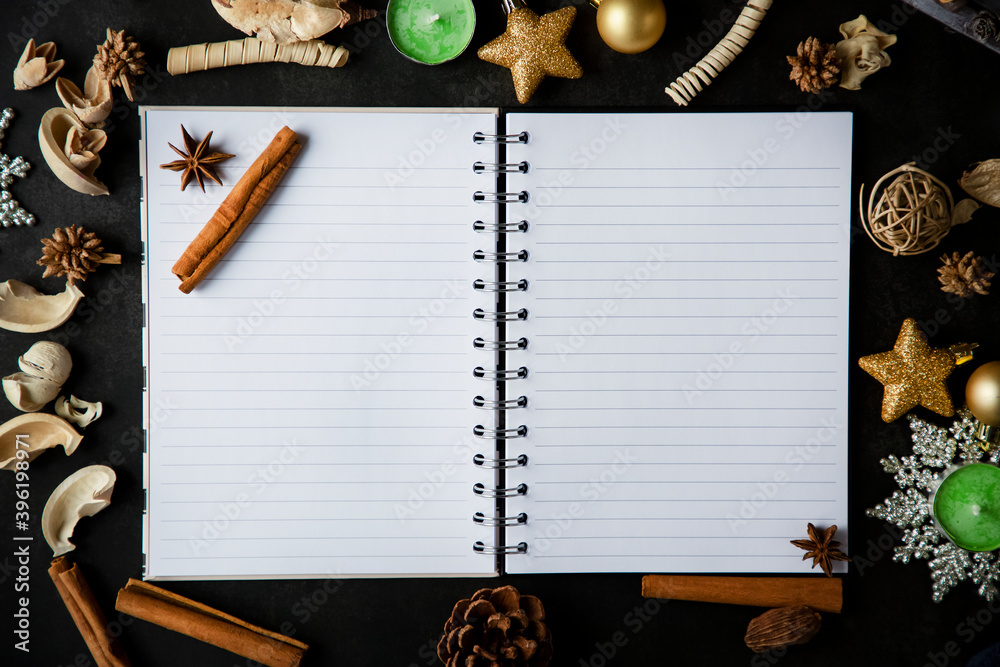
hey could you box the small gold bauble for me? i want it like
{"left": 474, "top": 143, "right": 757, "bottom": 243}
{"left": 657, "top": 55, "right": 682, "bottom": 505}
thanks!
{"left": 967, "top": 361, "right": 1000, "bottom": 427}
{"left": 593, "top": 0, "right": 667, "bottom": 54}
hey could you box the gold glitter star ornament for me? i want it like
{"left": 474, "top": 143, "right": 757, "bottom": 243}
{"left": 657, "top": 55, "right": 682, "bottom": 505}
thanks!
{"left": 478, "top": 4, "right": 583, "bottom": 104}
{"left": 858, "top": 318, "right": 976, "bottom": 422}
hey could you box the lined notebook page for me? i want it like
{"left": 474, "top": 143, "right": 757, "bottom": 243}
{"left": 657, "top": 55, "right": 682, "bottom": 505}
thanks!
{"left": 503, "top": 112, "right": 851, "bottom": 574}
{"left": 141, "top": 108, "right": 498, "bottom": 579}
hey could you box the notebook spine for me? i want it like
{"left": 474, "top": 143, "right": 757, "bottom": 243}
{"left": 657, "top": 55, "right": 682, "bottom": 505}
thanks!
{"left": 472, "top": 127, "right": 529, "bottom": 558}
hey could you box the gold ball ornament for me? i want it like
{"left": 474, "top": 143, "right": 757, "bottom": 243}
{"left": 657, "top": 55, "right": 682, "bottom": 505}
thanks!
{"left": 967, "top": 361, "right": 1000, "bottom": 427}
{"left": 593, "top": 0, "right": 666, "bottom": 54}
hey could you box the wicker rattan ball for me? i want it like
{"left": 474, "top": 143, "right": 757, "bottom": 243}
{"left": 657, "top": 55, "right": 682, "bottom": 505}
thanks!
{"left": 860, "top": 163, "right": 954, "bottom": 256}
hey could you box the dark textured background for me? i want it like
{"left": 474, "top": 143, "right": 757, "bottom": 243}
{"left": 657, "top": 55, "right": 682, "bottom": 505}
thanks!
{"left": 2, "top": 0, "right": 1000, "bottom": 665}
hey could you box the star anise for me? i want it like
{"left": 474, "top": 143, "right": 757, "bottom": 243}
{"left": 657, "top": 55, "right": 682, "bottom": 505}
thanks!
{"left": 791, "top": 523, "right": 851, "bottom": 577}
{"left": 159, "top": 125, "right": 235, "bottom": 192}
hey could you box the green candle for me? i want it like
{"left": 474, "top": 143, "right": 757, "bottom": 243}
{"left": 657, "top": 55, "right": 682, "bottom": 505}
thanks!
{"left": 933, "top": 463, "right": 1000, "bottom": 552}
{"left": 386, "top": 0, "right": 476, "bottom": 65}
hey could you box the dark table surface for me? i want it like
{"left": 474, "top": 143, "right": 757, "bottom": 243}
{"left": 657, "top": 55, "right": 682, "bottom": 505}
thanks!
{"left": 3, "top": 0, "right": 1000, "bottom": 665}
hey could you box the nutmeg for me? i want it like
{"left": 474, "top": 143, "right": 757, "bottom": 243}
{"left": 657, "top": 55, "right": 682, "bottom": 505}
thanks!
{"left": 744, "top": 605, "right": 821, "bottom": 653}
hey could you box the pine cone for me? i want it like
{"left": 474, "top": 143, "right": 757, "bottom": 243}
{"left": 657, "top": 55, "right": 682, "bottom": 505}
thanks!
{"left": 38, "top": 224, "right": 121, "bottom": 286}
{"left": 437, "top": 586, "right": 553, "bottom": 667}
{"left": 938, "top": 251, "right": 994, "bottom": 297}
{"left": 94, "top": 28, "right": 146, "bottom": 102}
{"left": 971, "top": 10, "right": 1000, "bottom": 42}
{"left": 787, "top": 37, "right": 840, "bottom": 94}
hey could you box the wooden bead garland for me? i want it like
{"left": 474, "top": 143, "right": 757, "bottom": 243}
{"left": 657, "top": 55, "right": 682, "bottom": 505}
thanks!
{"left": 665, "top": 0, "right": 773, "bottom": 106}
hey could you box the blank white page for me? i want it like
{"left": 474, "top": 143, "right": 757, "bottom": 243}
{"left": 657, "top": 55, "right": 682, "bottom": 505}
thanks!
{"left": 140, "top": 108, "right": 499, "bottom": 579}
{"left": 503, "top": 112, "right": 851, "bottom": 574}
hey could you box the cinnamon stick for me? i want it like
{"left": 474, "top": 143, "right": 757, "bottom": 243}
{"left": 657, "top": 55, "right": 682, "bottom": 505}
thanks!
{"left": 172, "top": 125, "right": 302, "bottom": 293}
{"left": 641, "top": 575, "right": 843, "bottom": 613}
{"left": 48, "top": 557, "right": 132, "bottom": 667}
{"left": 114, "top": 578, "right": 308, "bottom": 667}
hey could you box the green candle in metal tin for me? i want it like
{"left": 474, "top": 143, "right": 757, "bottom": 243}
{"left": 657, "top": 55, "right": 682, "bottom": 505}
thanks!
{"left": 386, "top": 0, "right": 476, "bottom": 65}
{"left": 933, "top": 463, "right": 1000, "bottom": 552}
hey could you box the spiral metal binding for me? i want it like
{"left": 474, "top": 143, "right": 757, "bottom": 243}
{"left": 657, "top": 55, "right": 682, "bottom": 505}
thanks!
{"left": 474, "top": 512, "right": 528, "bottom": 526}
{"left": 474, "top": 482, "right": 528, "bottom": 497}
{"left": 474, "top": 161, "right": 529, "bottom": 174}
{"left": 474, "top": 367, "right": 528, "bottom": 380}
{"left": 473, "top": 131, "right": 529, "bottom": 144}
{"left": 474, "top": 425, "right": 528, "bottom": 439}
{"left": 472, "top": 127, "right": 530, "bottom": 559}
{"left": 474, "top": 250, "right": 528, "bottom": 263}
{"left": 473, "top": 337, "right": 528, "bottom": 351}
{"left": 474, "top": 191, "right": 529, "bottom": 203}
{"left": 473, "top": 278, "right": 528, "bottom": 292}
{"left": 474, "top": 308, "right": 528, "bottom": 322}
{"left": 474, "top": 542, "right": 528, "bottom": 554}
{"left": 473, "top": 453, "right": 528, "bottom": 467}
{"left": 474, "top": 220, "right": 529, "bottom": 233}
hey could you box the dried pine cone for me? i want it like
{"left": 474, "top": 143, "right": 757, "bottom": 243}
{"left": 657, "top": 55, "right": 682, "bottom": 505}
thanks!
{"left": 437, "top": 586, "right": 552, "bottom": 667}
{"left": 94, "top": 28, "right": 146, "bottom": 102}
{"left": 971, "top": 10, "right": 1000, "bottom": 42}
{"left": 38, "top": 224, "right": 122, "bottom": 286}
{"left": 787, "top": 37, "right": 840, "bottom": 94}
{"left": 938, "top": 251, "right": 994, "bottom": 297}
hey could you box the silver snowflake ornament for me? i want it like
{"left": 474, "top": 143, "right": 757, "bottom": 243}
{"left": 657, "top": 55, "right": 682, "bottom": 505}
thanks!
{"left": 0, "top": 108, "right": 35, "bottom": 228}
{"left": 867, "top": 411, "right": 1000, "bottom": 602}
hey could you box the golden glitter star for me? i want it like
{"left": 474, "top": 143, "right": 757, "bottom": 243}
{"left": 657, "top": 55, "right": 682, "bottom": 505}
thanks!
{"left": 858, "top": 318, "right": 957, "bottom": 422}
{"left": 477, "top": 6, "right": 583, "bottom": 104}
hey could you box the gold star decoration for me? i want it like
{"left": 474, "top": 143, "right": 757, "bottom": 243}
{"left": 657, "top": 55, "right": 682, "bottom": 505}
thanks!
{"left": 159, "top": 125, "right": 234, "bottom": 192}
{"left": 790, "top": 523, "right": 851, "bottom": 577}
{"left": 477, "top": 6, "right": 583, "bottom": 104}
{"left": 858, "top": 318, "right": 960, "bottom": 422}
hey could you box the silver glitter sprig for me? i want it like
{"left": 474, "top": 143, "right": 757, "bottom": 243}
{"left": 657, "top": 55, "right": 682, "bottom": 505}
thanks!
{"left": 866, "top": 411, "right": 1000, "bottom": 602}
{"left": 0, "top": 108, "right": 35, "bottom": 228}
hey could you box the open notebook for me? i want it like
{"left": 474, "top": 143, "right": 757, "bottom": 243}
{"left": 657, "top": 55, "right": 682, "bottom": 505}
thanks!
{"left": 140, "top": 107, "right": 851, "bottom": 580}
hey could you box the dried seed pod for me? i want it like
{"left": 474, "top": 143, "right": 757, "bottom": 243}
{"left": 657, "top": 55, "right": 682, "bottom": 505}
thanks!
{"left": 55, "top": 395, "right": 103, "bottom": 429}
{"left": 3, "top": 341, "right": 73, "bottom": 412}
{"left": 42, "top": 465, "right": 116, "bottom": 556}
{"left": 0, "top": 413, "right": 83, "bottom": 471}
{"left": 0, "top": 279, "right": 85, "bottom": 333}
{"left": 745, "top": 606, "right": 821, "bottom": 653}
{"left": 959, "top": 159, "right": 1000, "bottom": 208}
